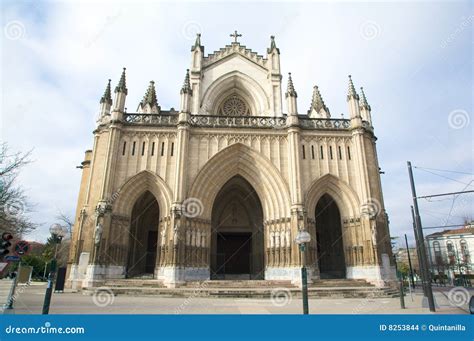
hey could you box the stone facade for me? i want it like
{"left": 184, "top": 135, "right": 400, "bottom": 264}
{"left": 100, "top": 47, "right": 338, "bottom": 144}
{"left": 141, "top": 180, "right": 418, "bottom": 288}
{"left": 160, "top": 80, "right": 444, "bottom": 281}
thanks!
{"left": 66, "top": 34, "right": 396, "bottom": 289}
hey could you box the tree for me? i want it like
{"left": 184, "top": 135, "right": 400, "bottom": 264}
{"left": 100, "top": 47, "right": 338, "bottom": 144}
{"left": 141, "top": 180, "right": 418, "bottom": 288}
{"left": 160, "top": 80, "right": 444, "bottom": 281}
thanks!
{"left": 0, "top": 143, "right": 36, "bottom": 236}
{"left": 55, "top": 210, "right": 74, "bottom": 237}
{"left": 20, "top": 254, "right": 49, "bottom": 280}
{"left": 397, "top": 262, "right": 410, "bottom": 279}
{"left": 42, "top": 234, "right": 70, "bottom": 268}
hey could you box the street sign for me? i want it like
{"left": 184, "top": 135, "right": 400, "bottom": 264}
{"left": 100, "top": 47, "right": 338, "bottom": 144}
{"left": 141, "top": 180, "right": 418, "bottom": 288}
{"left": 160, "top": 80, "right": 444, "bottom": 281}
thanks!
{"left": 4, "top": 255, "right": 20, "bottom": 261}
{"left": 14, "top": 240, "right": 30, "bottom": 256}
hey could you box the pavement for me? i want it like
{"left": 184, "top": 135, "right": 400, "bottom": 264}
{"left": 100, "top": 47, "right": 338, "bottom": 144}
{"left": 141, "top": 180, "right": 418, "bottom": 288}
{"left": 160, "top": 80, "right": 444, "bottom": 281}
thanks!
{"left": 0, "top": 279, "right": 13, "bottom": 306}
{"left": 1, "top": 280, "right": 470, "bottom": 314}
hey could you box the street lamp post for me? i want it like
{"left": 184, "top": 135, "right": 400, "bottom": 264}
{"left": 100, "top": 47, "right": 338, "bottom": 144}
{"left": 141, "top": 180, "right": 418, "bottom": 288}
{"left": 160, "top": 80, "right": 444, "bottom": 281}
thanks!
{"left": 42, "top": 223, "right": 67, "bottom": 315}
{"left": 295, "top": 230, "right": 311, "bottom": 315}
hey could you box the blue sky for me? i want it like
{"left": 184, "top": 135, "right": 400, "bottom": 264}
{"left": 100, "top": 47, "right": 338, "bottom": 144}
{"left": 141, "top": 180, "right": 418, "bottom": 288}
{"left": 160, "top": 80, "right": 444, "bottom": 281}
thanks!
{"left": 1, "top": 0, "right": 472, "bottom": 247}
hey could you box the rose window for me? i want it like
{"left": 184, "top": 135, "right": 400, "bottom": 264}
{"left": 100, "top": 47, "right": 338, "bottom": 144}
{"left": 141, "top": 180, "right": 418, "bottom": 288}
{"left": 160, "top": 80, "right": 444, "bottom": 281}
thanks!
{"left": 220, "top": 95, "right": 250, "bottom": 116}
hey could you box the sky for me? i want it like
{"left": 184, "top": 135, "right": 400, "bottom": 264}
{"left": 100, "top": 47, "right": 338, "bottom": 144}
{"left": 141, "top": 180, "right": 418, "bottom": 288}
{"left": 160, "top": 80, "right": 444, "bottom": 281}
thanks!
{"left": 1, "top": 0, "right": 472, "bottom": 248}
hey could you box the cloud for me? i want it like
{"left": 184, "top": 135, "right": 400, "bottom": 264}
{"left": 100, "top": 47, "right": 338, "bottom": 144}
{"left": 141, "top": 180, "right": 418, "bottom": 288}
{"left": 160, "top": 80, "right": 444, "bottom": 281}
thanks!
{"left": 1, "top": 1, "right": 472, "bottom": 245}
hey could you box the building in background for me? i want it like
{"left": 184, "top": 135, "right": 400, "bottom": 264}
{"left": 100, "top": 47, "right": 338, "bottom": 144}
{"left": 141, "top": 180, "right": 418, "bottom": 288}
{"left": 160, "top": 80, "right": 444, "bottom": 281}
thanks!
{"left": 426, "top": 223, "right": 473, "bottom": 285}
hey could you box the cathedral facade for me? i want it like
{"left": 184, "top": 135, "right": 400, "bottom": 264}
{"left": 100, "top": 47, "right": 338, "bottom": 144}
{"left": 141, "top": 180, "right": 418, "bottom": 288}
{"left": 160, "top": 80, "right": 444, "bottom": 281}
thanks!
{"left": 66, "top": 33, "right": 396, "bottom": 289}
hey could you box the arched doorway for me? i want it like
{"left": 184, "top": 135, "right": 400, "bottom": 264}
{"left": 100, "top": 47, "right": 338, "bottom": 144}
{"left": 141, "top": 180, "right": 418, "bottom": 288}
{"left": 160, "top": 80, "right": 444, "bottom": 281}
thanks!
{"left": 315, "top": 194, "right": 346, "bottom": 278}
{"left": 126, "top": 191, "right": 159, "bottom": 277}
{"left": 210, "top": 176, "right": 264, "bottom": 280}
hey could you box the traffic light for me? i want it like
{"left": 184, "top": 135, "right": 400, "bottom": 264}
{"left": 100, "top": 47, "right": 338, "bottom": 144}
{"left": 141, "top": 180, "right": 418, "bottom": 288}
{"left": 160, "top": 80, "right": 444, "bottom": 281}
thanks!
{"left": 0, "top": 232, "right": 13, "bottom": 257}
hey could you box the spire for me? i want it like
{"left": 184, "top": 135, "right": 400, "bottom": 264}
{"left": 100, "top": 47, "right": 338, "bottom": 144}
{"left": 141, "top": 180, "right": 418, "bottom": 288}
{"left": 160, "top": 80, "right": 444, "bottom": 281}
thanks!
{"left": 180, "top": 69, "right": 192, "bottom": 95}
{"left": 100, "top": 79, "right": 112, "bottom": 105}
{"left": 347, "top": 75, "right": 359, "bottom": 101}
{"left": 359, "top": 87, "right": 371, "bottom": 111}
{"left": 141, "top": 81, "right": 159, "bottom": 108}
{"left": 115, "top": 68, "right": 128, "bottom": 95}
{"left": 191, "top": 33, "right": 204, "bottom": 52}
{"left": 267, "top": 35, "right": 280, "bottom": 54}
{"left": 309, "top": 85, "right": 329, "bottom": 115}
{"left": 285, "top": 73, "right": 297, "bottom": 98}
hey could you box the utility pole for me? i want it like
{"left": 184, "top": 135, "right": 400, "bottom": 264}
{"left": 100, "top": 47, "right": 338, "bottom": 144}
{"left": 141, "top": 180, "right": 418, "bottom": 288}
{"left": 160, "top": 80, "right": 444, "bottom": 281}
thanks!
{"left": 411, "top": 206, "right": 426, "bottom": 295}
{"left": 404, "top": 234, "right": 415, "bottom": 289}
{"left": 407, "top": 161, "right": 435, "bottom": 312}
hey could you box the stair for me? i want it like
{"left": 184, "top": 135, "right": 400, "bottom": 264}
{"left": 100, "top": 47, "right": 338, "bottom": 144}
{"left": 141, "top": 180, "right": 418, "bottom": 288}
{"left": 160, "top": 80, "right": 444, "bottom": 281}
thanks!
{"left": 183, "top": 280, "right": 294, "bottom": 288}
{"left": 103, "top": 279, "right": 166, "bottom": 288}
{"left": 85, "top": 278, "right": 399, "bottom": 299}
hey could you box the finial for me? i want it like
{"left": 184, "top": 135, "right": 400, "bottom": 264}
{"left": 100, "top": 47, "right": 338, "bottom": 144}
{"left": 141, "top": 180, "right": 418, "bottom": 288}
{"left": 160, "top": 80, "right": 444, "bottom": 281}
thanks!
{"left": 141, "top": 80, "right": 159, "bottom": 108}
{"left": 347, "top": 74, "right": 359, "bottom": 101}
{"left": 309, "top": 85, "right": 329, "bottom": 114}
{"left": 100, "top": 79, "right": 112, "bottom": 105}
{"left": 191, "top": 33, "right": 203, "bottom": 52}
{"left": 194, "top": 33, "right": 201, "bottom": 47}
{"left": 286, "top": 72, "right": 297, "bottom": 98}
{"left": 181, "top": 69, "right": 192, "bottom": 95}
{"left": 359, "top": 87, "right": 371, "bottom": 111}
{"left": 115, "top": 67, "right": 128, "bottom": 95}
{"left": 267, "top": 35, "right": 280, "bottom": 54}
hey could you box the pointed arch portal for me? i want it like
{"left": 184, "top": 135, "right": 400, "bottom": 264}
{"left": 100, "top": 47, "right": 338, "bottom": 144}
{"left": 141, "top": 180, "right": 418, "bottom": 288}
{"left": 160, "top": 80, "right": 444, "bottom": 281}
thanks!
{"left": 315, "top": 194, "right": 346, "bottom": 279}
{"left": 210, "top": 176, "right": 264, "bottom": 280}
{"left": 126, "top": 191, "right": 160, "bottom": 277}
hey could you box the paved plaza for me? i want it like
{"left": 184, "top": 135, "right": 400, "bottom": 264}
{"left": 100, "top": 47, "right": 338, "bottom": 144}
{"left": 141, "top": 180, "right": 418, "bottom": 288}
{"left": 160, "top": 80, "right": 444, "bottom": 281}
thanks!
{"left": 1, "top": 280, "right": 469, "bottom": 315}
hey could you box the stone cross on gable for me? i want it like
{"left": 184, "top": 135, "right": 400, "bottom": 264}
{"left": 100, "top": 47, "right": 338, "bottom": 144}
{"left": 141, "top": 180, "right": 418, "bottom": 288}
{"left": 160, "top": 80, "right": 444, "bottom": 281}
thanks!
{"left": 230, "top": 30, "right": 242, "bottom": 43}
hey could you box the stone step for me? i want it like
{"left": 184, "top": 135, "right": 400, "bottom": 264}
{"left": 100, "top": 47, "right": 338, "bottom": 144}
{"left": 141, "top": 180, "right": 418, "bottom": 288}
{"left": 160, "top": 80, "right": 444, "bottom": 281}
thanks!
{"left": 103, "top": 278, "right": 374, "bottom": 289}
{"left": 310, "top": 279, "right": 374, "bottom": 288}
{"left": 183, "top": 280, "right": 295, "bottom": 288}
{"left": 84, "top": 285, "right": 398, "bottom": 299}
{"left": 103, "top": 279, "right": 166, "bottom": 288}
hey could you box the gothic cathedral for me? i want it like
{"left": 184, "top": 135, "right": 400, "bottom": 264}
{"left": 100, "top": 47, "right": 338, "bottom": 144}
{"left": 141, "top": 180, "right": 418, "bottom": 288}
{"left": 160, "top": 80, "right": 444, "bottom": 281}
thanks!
{"left": 66, "top": 33, "right": 396, "bottom": 289}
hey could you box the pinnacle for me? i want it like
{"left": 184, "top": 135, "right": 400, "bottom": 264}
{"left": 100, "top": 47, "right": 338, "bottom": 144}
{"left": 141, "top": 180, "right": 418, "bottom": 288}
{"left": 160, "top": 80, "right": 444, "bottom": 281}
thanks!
{"left": 347, "top": 75, "right": 359, "bottom": 101}
{"left": 115, "top": 67, "right": 128, "bottom": 95}
{"left": 141, "top": 81, "right": 158, "bottom": 108}
{"left": 359, "top": 87, "right": 371, "bottom": 111}
{"left": 100, "top": 79, "right": 112, "bottom": 105}
{"left": 286, "top": 72, "right": 297, "bottom": 98}
{"left": 180, "top": 69, "right": 192, "bottom": 95}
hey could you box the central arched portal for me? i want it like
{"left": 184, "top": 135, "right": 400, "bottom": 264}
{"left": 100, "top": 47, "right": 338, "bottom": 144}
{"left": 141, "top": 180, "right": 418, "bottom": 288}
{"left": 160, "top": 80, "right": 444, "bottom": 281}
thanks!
{"left": 315, "top": 194, "right": 346, "bottom": 279}
{"left": 210, "top": 176, "right": 264, "bottom": 280}
{"left": 126, "top": 191, "right": 160, "bottom": 277}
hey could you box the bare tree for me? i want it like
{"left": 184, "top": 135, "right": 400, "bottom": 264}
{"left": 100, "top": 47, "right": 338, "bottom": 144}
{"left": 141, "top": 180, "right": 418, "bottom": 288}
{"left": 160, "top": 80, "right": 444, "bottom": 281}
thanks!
{"left": 0, "top": 143, "right": 37, "bottom": 236}
{"left": 55, "top": 210, "right": 74, "bottom": 237}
